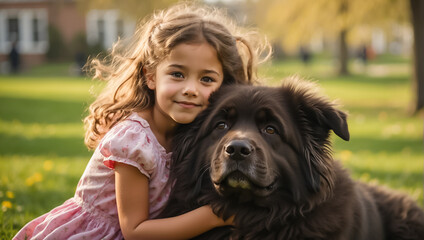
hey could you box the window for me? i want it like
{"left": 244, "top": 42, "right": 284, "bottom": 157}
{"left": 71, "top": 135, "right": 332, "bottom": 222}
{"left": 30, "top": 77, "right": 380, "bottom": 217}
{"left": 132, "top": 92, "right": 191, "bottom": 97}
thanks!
{"left": 7, "top": 17, "right": 19, "bottom": 42}
{"left": 32, "top": 18, "right": 39, "bottom": 42}
{"left": 97, "top": 19, "right": 105, "bottom": 44}
{"left": 0, "top": 9, "right": 48, "bottom": 54}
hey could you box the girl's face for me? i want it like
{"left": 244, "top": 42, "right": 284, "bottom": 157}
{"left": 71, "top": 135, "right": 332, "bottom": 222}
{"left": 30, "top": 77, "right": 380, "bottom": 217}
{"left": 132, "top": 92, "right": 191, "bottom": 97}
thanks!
{"left": 147, "top": 42, "right": 224, "bottom": 125}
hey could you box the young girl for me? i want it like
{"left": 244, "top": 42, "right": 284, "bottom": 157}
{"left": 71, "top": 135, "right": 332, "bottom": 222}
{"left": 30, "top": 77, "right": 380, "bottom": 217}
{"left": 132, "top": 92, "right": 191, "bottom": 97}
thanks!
{"left": 14, "top": 3, "right": 270, "bottom": 240}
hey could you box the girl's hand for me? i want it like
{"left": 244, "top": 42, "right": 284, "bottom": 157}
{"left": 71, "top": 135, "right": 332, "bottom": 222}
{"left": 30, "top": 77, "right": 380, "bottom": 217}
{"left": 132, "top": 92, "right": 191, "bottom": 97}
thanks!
{"left": 223, "top": 215, "right": 235, "bottom": 226}
{"left": 207, "top": 205, "right": 234, "bottom": 227}
{"left": 115, "top": 169, "right": 235, "bottom": 240}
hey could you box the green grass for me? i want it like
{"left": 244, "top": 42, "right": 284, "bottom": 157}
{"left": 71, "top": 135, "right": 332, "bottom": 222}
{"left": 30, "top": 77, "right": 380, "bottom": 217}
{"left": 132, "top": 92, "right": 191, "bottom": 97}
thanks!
{"left": 1, "top": 57, "right": 423, "bottom": 238}
{"left": 0, "top": 72, "right": 96, "bottom": 238}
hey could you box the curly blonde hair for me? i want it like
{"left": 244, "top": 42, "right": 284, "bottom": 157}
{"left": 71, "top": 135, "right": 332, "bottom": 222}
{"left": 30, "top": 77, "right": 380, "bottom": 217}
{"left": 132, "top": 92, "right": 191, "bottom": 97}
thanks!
{"left": 84, "top": 3, "right": 272, "bottom": 149}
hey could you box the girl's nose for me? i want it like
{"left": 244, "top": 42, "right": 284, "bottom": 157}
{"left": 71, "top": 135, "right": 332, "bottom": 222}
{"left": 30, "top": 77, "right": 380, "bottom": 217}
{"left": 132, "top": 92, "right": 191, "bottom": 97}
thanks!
{"left": 182, "top": 81, "right": 198, "bottom": 97}
{"left": 183, "top": 88, "right": 198, "bottom": 97}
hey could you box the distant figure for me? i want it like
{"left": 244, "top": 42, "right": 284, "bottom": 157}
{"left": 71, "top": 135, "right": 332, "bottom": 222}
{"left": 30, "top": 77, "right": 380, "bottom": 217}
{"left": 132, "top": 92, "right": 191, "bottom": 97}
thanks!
{"left": 366, "top": 46, "right": 376, "bottom": 61}
{"left": 75, "top": 51, "right": 86, "bottom": 75}
{"left": 299, "top": 46, "right": 311, "bottom": 65}
{"left": 9, "top": 41, "right": 20, "bottom": 73}
{"left": 358, "top": 45, "right": 368, "bottom": 65}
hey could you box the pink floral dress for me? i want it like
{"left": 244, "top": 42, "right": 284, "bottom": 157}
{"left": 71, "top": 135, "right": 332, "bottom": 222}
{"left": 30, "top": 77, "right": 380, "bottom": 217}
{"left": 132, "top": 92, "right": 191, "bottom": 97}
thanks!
{"left": 14, "top": 113, "right": 172, "bottom": 240}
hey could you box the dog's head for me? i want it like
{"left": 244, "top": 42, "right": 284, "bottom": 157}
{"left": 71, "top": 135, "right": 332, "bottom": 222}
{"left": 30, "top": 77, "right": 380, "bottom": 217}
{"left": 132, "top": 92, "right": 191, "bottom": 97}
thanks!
{"left": 170, "top": 77, "right": 349, "bottom": 209}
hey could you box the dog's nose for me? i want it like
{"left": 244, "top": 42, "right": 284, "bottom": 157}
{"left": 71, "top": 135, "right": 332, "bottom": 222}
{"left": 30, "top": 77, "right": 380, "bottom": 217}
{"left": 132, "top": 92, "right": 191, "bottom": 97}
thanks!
{"left": 225, "top": 140, "right": 252, "bottom": 160}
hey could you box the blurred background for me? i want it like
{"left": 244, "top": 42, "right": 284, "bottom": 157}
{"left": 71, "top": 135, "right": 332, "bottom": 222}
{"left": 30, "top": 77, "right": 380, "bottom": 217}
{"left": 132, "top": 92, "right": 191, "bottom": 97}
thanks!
{"left": 0, "top": 0, "right": 423, "bottom": 238}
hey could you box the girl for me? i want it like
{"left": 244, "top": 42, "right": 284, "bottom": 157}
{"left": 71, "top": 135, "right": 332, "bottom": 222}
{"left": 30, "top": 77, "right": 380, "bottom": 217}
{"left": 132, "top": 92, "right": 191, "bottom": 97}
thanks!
{"left": 14, "top": 3, "right": 271, "bottom": 240}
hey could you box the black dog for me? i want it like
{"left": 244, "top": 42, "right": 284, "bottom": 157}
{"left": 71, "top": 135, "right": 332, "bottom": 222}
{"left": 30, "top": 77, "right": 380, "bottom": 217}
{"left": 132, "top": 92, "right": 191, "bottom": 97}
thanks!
{"left": 159, "top": 77, "right": 424, "bottom": 239}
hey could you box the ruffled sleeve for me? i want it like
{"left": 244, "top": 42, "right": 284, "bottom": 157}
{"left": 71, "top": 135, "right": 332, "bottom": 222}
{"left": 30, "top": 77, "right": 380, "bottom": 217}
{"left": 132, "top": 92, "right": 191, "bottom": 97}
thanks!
{"left": 99, "top": 120, "right": 156, "bottom": 178}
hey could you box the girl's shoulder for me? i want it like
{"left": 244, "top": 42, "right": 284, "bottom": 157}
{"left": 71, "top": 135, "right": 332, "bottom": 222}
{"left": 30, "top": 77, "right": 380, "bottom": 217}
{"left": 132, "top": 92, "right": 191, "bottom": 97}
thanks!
{"left": 105, "top": 113, "right": 151, "bottom": 139}
{"left": 118, "top": 112, "right": 150, "bottom": 130}
{"left": 99, "top": 112, "right": 156, "bottom": 153}
{"left": 99, "top": 113, "right": 162, "bottom": 177}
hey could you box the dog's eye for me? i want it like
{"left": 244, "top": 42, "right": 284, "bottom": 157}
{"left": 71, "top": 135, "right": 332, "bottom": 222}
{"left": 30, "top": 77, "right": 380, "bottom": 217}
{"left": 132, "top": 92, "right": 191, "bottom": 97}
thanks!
{"left": 216, "top": 122, "right": 228, "bottom": 130}
{"left": 264, "top": 126, "right": 276, "bottom": 135}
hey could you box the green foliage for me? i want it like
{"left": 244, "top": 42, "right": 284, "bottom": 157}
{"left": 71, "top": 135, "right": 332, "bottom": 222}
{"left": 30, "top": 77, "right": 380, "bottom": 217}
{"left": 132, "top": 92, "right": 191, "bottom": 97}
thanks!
{"left": 46, "top": 25, "right": 69, "bottom": 60}
{"left": 70, "top": 32, "right": 105, "bottom": 60}
{"left": 0, "top": 56, "right": 422, "bottom": 238}
{"left": 47, "top": 29, "right": 105, "bottom": 63}
{"left": 254, "top": 0, "right": 410, "bottom": 51}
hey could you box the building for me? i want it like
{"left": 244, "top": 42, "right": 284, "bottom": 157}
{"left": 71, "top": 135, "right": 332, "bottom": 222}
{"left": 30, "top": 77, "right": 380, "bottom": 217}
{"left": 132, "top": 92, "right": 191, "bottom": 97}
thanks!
{"left": 0, "top": 0, "right": 135, "bottom": 72}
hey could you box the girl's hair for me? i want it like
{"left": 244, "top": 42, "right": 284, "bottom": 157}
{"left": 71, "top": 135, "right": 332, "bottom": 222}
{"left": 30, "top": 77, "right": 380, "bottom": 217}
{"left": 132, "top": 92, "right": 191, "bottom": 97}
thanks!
{"left": 84, "top": 2, "right": 272, "bottom": 149}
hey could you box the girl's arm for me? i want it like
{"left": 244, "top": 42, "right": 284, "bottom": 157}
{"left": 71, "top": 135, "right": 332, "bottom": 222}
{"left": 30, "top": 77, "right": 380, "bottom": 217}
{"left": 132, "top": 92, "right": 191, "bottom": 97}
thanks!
{"left": 114, "top": 162, "right": 232, "bottom": 240}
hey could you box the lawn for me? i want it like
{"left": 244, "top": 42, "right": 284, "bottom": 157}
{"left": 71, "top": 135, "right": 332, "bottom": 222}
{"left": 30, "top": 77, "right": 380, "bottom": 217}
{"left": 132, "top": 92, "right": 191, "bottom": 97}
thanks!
{"left": 1, "top": 55, "right": 423, "bottom": 238}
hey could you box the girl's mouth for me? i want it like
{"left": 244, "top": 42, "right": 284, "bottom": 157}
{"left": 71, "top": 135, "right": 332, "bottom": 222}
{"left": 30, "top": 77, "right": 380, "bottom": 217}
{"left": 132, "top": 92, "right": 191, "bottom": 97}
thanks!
{"left": 176, "top": 101, "right": 201, "bottom": 108}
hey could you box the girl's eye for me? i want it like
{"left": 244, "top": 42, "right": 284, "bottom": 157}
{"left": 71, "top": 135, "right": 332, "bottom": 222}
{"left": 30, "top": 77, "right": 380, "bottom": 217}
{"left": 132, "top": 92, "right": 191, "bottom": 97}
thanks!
{"left": 171, "top": 72, "right": 184, "bottom": 78}
{"left": 216, "top": 122, "right": 228, "bottom": 130}
{"left": 201, "top": 76, "right": 214, "bottom": 83}
{"left": 263, "top": 126, "right": 277, "bottom": 135}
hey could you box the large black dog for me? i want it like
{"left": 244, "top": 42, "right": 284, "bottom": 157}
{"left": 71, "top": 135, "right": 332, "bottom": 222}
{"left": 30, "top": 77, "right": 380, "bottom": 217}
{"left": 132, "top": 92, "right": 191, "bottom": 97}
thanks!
{"left": 159, "top": 77, "right": 424, "bottom": 239}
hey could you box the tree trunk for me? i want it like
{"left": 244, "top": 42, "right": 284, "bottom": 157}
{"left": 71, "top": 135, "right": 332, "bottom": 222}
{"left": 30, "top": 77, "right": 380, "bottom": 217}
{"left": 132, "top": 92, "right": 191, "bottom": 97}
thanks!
{"left": 338, "top": 29, "right": 349, "bottom": 76}
{"left": 338, "top": 0, "right": 349, "bottom": 76}
{"left": 410, "top": 0, "right": 424, "bottom": 113}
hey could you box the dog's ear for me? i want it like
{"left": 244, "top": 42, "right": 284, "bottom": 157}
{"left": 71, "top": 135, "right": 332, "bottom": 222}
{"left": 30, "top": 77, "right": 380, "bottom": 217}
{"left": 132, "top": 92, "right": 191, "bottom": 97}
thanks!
{"left": 302, "top": 99, "right": 350, "bottom": 142}
{"left": 282, "top": 77, "right": 350, "bottom": 142}
{"left": 320, "top": 107, "right": 349, "bottom": 141}
{"left": 281, "top": 77, "right": 349, "bottom": 194}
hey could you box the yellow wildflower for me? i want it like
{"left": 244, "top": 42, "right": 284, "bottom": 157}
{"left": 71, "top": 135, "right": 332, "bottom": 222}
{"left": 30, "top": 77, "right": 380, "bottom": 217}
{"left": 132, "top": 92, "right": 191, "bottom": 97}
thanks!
{"left": 43, "top": 160, "right": 53, "bottom": 171}
{"left": 2, "top": 201, "right": 12, "bottom": 212}
{"left": 25, "top": 177, "right": 34, "bottom": 186}
{"left": 6, "top": 191, "right": 14, "bottom": 199}
{"left": 33, "top": 172, "right": 43, "bottom": 182}
{"left": 25, "top": 172, "right": 43, "bottom": 186}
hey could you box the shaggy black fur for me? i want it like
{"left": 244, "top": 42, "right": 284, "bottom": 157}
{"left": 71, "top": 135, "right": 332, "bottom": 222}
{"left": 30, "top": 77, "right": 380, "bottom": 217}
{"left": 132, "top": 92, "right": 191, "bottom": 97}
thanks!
{"left": 158, "top": 77, "right": 424, "bottom": 239}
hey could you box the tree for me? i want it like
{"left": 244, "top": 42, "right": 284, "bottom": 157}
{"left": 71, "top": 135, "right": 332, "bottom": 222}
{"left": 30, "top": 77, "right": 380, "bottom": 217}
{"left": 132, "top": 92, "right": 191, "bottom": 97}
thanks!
{"left": 410, "top": 0, "right": 424, "bottom": 113}
{"left": 253, "top": 0, "right": 409, "bottom": 76}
